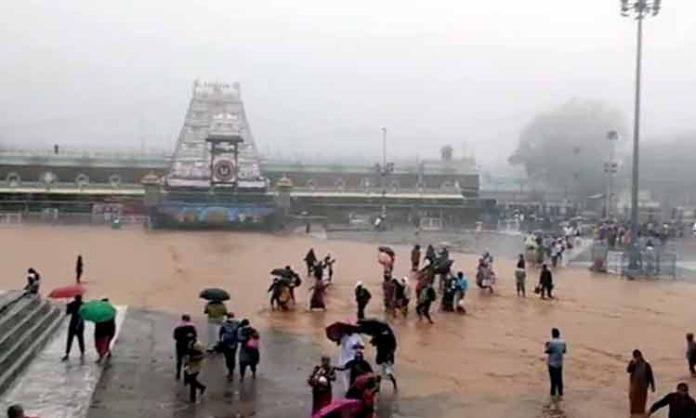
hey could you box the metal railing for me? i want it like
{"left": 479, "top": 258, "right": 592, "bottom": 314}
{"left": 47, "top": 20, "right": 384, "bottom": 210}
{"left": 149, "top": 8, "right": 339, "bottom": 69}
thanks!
{"left": 591, "top": 239, "right": 677, "bottom": 278}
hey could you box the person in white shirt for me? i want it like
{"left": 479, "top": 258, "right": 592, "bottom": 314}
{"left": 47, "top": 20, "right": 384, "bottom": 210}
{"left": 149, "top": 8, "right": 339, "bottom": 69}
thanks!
{"left": 338, "top": 331, "right": 364, "bottom": 392}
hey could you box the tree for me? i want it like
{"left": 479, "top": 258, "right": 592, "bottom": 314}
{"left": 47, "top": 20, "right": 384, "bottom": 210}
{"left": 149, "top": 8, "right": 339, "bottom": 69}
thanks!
{"left": 509, "top": 99, "right": 625, "bottom": 196}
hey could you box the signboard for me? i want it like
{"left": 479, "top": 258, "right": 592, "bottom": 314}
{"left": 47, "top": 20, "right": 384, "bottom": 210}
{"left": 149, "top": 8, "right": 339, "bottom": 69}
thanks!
{"left": 153, "top": 203, "right": 276, "bottom": 227}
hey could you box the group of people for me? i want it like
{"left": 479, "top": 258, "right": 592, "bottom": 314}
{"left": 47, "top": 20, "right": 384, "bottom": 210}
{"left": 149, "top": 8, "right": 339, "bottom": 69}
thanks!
{"left": 60, "top": 294, "right": 116, "bottom": 364}
{"left": 543, "top": 326, "right": 696, "bottom": 417}
{"left": 265, "top": 249, "right": 337, "bottom": 312}
{"left": 623, "top": 336, "right": 696, "bottom": 417}
{"left": 525, "top": 232, "right": 569, "bottom": 268}
{"left": 174, "top": 300, "right": 261, "bottom": 403}
{"left": 513, "top": 252, "right": 555, "bottom": 300}
{"left": 309, "top": 323, "right": 397, "bottom": 417}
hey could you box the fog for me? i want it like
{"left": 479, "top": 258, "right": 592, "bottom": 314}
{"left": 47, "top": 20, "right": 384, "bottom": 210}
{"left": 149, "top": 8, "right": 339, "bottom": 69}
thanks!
{"left": 1, "top": 0, "right": 695, "bottom": 168}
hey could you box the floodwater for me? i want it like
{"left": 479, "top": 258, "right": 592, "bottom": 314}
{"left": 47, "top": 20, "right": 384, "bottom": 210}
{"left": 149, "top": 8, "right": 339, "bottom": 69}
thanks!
{"left": 1, "top": 225, "right": 695, "bottom": 417}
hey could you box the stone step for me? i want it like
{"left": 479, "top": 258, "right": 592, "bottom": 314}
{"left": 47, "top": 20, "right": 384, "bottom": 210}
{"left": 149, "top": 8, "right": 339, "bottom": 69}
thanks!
{"left": 0, "top": 307, "right": 127, "bottom": 418}
{"left": 0, "top": 297, "right": 51, "bottom": 357}
{"left": 0, "top": 301, "right": 62, "bottom": 395}
{"left": 0, "top": 295, "right": 42, "bottom": 339}
{"left": 0, "top": 291, "right": 24, "bottom": 316}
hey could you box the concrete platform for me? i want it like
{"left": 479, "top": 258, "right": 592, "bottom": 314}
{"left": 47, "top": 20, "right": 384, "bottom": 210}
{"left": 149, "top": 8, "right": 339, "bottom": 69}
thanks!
{"left": 1, "top": 306, "right": 442, "bottom": 417}
{"left": 87, "top": 309, "right": 317, "bottom": 418}
{"left": 86, "top": 310, "right": 433, "bottom": 418}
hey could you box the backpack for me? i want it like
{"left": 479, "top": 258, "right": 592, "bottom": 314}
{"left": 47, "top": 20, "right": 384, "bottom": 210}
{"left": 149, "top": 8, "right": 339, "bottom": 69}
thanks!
{"left": 220, "top": 322, "right": 239, "bottom": 346}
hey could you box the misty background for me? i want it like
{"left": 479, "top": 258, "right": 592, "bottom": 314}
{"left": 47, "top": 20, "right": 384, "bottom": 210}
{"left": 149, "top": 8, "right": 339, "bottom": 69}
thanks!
{"left": 1, "top": 0, "right": 695, "bottom": 173}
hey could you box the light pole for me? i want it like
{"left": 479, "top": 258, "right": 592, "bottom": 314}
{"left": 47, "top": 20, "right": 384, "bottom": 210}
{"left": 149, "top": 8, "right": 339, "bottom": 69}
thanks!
{"left": 375, "top": 126, "right": 394, "bottom": 219}
{"left": 620, "top": 0, "right": 661, "bottom": 272}
{"left": 604, "top": 130, "right": 619, "bottom": 219}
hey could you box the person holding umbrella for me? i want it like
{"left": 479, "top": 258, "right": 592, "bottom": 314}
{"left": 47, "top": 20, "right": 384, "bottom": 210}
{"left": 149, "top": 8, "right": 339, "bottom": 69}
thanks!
{"left": 77, "top": 298, "right": 116, "bottom": 363}
{"left": 377, "top": 247, "right": 395, "bottom": 275}
{"left": 338, "top": 330, "right": 363, "bottom": 392}
{"left": 48, "top": 284, "right": 87, "bottom": 361}
{"left": 61, "top": 294, "right": 85, "bottom": 361}
{"left": 326, "top": 321, "right": 364, "bottom": 392}
{"left": 93, "top": 298, "right": 116, "bottom": 363}
{"left": 200, "top": 288, "right": 229, "bottom": 351}
{"left": 359, "top": 319, "right": 398, "bottom": 392}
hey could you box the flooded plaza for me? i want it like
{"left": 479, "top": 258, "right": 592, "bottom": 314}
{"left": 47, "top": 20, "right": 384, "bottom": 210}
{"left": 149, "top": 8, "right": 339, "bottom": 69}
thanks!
{"left": 0, "top": 225, "right": 694, "bottom": 417}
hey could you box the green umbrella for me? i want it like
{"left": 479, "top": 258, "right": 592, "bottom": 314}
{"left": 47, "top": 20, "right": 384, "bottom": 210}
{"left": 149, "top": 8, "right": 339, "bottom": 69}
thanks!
{"left": 79, "top": 300, "right": 116, "bottom": 323}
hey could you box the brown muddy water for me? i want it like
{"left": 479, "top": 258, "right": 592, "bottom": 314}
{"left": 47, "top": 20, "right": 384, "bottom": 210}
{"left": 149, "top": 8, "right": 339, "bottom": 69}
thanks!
{"left": 1, "top": 225, "right": 694, "bottom": 417}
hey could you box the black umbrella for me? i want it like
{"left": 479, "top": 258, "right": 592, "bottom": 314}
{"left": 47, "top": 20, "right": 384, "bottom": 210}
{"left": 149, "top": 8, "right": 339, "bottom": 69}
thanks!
{"left": 357, "top": 318, "right": 392, "bottom": 337}
{"left": 199, "top": 288, "right": 230, "bottom": 301}
{"left": 271, "top": 268, "right": 294, "bottom": 278}
{"left": 359, "top": 319, "right": 397, "bottom": 352}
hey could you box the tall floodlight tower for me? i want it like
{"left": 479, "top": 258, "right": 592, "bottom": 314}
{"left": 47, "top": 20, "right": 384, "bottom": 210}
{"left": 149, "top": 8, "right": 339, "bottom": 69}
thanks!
{"left": 620, "top": 0, "right": 661, "bottom": 273}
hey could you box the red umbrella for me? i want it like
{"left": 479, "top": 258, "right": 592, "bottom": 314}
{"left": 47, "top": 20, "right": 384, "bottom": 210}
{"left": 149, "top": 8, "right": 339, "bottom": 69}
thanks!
{"left": 325, "top": 321, "right": 359, "bottom": 343}
{"left": 311, "top": 398, "right": 362, "bottom": 418}
{"left": 48, "top": 284, "right": 85, "bottom": 299}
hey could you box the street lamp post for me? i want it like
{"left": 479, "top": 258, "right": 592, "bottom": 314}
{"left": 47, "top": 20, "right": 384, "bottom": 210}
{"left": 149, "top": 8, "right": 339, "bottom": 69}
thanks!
{"left": 604, "top": 130, "right": 620, "bottom": 219}
{"left": 376, "top": 126, "right": 394, "bottom": 220}
{"left": 620, "top": 0, "right": 661, "bottom": 273}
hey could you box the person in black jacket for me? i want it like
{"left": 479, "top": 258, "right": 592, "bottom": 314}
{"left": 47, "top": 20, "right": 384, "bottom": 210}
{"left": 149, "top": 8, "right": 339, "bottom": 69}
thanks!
{"left": 173, "top": 314, "right": 197, "bottom": 380}
{"left": 355, "top": 282, "right": 371, "bottom": 320}
{"left": 336, "top": 350, "right": 373, "bottom": 388}
{"left": 61, "top": 295, "right": 84, "bottom": 361}
{"left": 648, "top": 382, "right": 696, "bottom": 417}
{"left": 539, "top": 264, "right": 554, "bottom": 299}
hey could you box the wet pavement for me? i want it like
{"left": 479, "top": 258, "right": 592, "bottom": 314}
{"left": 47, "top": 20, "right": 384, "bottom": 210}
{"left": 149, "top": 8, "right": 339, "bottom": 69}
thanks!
{"left": 87, "top": 309, "right": 443, "bottom": 418}
{"left": 0, "top": 307, "right": 127, "bottom": 418}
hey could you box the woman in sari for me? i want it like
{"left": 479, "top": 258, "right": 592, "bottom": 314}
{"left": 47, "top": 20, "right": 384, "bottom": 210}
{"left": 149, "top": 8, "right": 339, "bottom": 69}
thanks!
{"left": 627, "top": 349, "right": 656, "bottom": 415}
{"left": 309, "top": 278, "right": 330, "bottom": 311}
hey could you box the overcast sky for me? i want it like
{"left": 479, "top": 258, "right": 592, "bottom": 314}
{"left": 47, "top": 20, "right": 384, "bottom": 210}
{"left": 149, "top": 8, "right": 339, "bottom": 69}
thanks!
{"left": 1, "top": 0, "right": 694, "bottom": 167}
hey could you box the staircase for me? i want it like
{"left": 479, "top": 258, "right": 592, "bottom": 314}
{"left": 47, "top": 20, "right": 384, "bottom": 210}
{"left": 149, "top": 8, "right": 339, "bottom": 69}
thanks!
{"left": 0, "top": 292, "right": 63, "bottom": 395}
